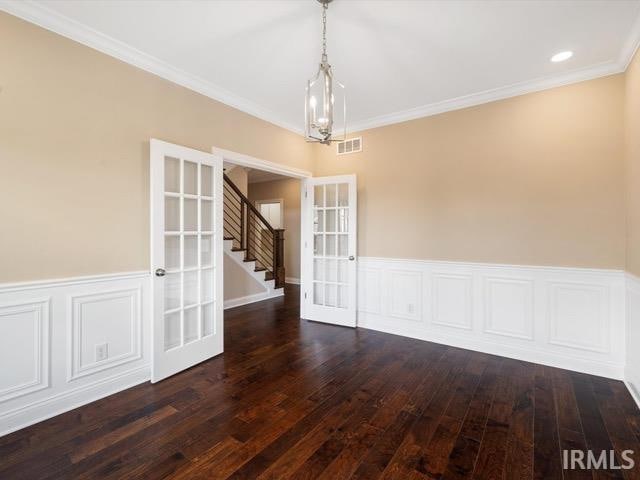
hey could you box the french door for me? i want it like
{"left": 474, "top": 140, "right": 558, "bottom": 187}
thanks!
{"left": 302, "top": 175, "right": 357, "bottom": 327}
{"left": 150, "top": 139, "right": 223, "bottom": 382}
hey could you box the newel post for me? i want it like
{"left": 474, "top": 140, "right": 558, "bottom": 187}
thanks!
{"left": 273, "top": 229, "right": 285, "bottom": 289}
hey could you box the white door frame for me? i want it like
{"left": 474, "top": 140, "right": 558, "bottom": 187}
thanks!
{"left": 212, "top": 147, "right": 312, "bottom": 180}
{"left": 254, "top": 198, "right": 284, "bottom": 229}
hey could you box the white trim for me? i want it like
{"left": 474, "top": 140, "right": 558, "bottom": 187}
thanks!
{"left": 624, "top": 380, "right": 640, "bottom": 410}
{"left": 0, "top": 271, "right": 150, "bottom": 293}
{"left": 0, "top": 366, "right": 149, "bottom": 437}
{"left": 4, "top": 1, "right": 638, "bottom": 136}
{"left": 0, "top": 1, "right": 302, "bottom": 135}
{"left": 224, "top": 291, "right": 283, "bottom": 310}
{"left": 285, "top": 277, "right": 300, "bottom": 285}
{"left": 361, "top": 256, "right": 625, "bottom": 278}
{"left": 213, "top": 147, "right": 311, "bottom": 179}
{"left": 620, "top": 10, "right": 640, "bottom": 70}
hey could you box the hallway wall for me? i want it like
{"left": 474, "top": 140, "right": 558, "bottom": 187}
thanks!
{"left": 248, "top": 178, "right": 302, "bottom": 282}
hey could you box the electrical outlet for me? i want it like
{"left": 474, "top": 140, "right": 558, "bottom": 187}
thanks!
{"left": 407, "top": 303, "right": 414, "bottom": 314}
{"left": 95, "top": 343, "right": 108, "bottom": 362}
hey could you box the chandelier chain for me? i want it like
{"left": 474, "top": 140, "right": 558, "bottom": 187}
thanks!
{"left": 322, "top": 2, "right": 327, "bottom": 61}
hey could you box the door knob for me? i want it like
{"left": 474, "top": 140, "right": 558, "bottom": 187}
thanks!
{"left": 155, "top": 268, "right": 166, "bottom": 277}
{"left": 348, "top": 256, "right": 355, "bottom": 261}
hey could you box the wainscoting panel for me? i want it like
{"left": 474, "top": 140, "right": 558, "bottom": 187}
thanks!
{"left": 69, "top": 288, "right": 143, "bottom": 381}
{"left": 358, "top": 258, "right": 626, "bottom": 379}
{"left": 548, "top": 282, "right": 609, "bottom": 353}
{"left": 0, "top": 299, "right": 50, "bottom": 403}
{"left": 431, "top": 273, "right": 473, "bottom": 330}
{"left": 0, "top": 272, "right": 151, "bottom": 436}
{"left": 483, "top": 276, "right": 534, "bottom": 340}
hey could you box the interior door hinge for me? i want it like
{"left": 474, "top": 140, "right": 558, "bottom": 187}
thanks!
{"left": 304, "top": 292, "right": 308, "bottom": 299}
{"left": 305, "top": 189, "right": 308, "bottom": 198}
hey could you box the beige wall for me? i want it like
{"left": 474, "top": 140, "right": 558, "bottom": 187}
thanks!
{"left": 626, "top": 49, "right": 640, "bottom": 277}
{"left": 0, "top": 12, "right": 313, "bottom": 283}
{"left": 1, "top": 10, "right": 635, "bottom": 284}
{"left": 226, "top": 167, "right": 248, "bottom": 197}
{"left": 223, "top": 254, "right": 264, "bottom": 301}
{"left": 314, "top": 75, "right": 626, "bottom": 269}
{"left": 248, "top": 179, "right": 301, "bottom": 280}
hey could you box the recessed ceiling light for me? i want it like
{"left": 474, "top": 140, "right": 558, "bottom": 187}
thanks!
{"left": 551, "top": 51, "right": 573, "bottom": 63}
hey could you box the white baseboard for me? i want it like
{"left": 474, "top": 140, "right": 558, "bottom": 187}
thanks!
{"left": 224, "top": 290, "right": 284, "bottom": 309}
{"left": 285, "top": 277, "right": 300, "bottom": 285}
{"left": 624, "top": 380, "right": 640, "bottom": 410}
{"left": 0, "top": 271, "right": 152, "bottom": 437}
{"left": 356, "top": 257, "right": 627, "bottom": 380}
{"left": 0, "top": 366, "right": 150, "bottom": 437}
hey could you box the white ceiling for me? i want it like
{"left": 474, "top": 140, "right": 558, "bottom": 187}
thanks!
{"left": 3, "top": 0, "right": 640, "bottom": 133}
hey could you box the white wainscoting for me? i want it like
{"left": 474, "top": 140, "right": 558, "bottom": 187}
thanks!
{"left": 0, "top": 272, "right": 151, "bottom": 436}
{"left": 357, "top": 258, "right": 626, "bottom": 379}
{"left": 626, "top": 273, "right": 640, "bottom": 408}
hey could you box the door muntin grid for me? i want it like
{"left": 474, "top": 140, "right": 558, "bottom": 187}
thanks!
{"left": 312, "top": 183, "right": 350, "bottom": 309}
{"left": 163, "top": 156, "right": 217, "bottom": 351}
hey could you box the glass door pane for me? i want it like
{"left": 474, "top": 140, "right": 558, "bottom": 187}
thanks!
{"left": 161, "top": 154, "right": 218, "bottom": 352}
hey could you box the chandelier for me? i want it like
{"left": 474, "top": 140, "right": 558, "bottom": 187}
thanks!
{"left": 305, "top": 0, "right": 346, "bottom": 145}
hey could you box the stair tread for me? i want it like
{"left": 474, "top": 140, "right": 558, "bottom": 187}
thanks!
{"left": 231, "top": 248, "right": 246, "bottom": 252}
{"left": 243, "top": 258, "right": 256, "bottom": 263}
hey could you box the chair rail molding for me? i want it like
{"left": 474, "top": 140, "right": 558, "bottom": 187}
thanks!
{"left": 0, "top": 272, "right": 151, "bottom": 437}
{"left": 357, "top": 257, "right": 627, "bottom": 380}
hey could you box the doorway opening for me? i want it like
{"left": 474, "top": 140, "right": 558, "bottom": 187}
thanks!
{"left": 217, "top": 153, "right": 306, "bottom": 311}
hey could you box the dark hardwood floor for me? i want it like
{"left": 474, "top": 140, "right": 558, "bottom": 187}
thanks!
{"left": 1, "top": 284, "right": 639, "bottom": 479}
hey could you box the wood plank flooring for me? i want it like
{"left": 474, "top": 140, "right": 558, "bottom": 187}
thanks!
{"left": 1, "top": 284, "right": 639, "bottom": 479}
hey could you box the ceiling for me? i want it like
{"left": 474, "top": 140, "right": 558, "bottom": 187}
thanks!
{"left": 3, "top": 0, "right": 640, "bottom": 133}
{"left": 223, "top": 163, "right": 290, "bottom": 184}
{"left": 246, "top": 168, "right": 290, "bottom": 185}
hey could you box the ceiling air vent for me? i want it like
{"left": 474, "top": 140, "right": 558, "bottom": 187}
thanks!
{"left": 336, "top": 137, "right": 363, "bottom": 156}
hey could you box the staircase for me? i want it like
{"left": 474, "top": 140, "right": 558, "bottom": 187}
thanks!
{"left": 223, "top": 173, "right": 285, "bottom": 295}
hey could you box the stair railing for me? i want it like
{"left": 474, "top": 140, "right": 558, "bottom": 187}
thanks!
{"left": 223, "top": 173, "right": 285, "bottom": 289}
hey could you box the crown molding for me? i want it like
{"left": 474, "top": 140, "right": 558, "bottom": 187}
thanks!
{"left": 620, "top": 7, "right": 640, "bottom": 70}
{"left": 0, "top": 0, "right": 304, "bottom": 135}
{"left": 2, "top": 0, "right": 640, "bottom": 137}
{"left": 346, "top": 10, "right": 640, "bottom": 133}
{"left": 346, "top": 60, "right": 625, "bottom": 133}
